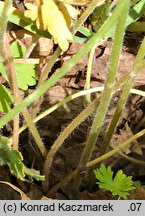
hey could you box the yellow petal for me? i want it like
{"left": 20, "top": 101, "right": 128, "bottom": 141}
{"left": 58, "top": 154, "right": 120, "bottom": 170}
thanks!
{"left": 24, "top": 3, "right": 38, "bottom": 21}
{"left": 64, "top": 3, "right": 80, "bottom": 19}
{"left": 25, "top": 0, "right": 73, "bottom": 51}
{"left": 57, "top": 2, "right": 71, "bottom": 27}
{"left": 38, "top": 1, "right": 73, "bottom": 51}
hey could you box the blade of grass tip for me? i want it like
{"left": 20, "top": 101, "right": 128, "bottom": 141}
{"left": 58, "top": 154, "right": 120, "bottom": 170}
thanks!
{"left": 72, "top": 0, "right": 130, "bottom": 190}
{"left": 0, "top": 0, "right": 128, "bottom": 130}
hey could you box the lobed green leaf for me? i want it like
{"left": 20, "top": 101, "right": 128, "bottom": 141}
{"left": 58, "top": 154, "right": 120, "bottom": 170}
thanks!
{"left": 94, "top": 164, "right": 135, "bottom": 199}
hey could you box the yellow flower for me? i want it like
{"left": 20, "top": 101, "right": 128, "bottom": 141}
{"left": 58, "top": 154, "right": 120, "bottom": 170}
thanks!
{"left": 24, "top": 0, "right": 74, "bottom": 51}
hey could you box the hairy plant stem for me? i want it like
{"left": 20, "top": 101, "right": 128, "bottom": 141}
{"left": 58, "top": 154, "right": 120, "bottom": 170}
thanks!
{"left": 2, "top": 34, "right": 20, "bottom": 149}
{"left": 19, "top": 87, "right": 103, "bottom": 133}
{"left": 31, "top": 47, "right": 61, "bottom": 118}
{"left": 22, "top": 109, "right": 47, "bottom": 156}
{"left": 48, "top": 128, "right": 145, "bottom": 195}
{"left": 18, "top": 71, "right": 145, "bottom": 135}
{"left": 0, "top": 0, "right": 46, "bottom": 155}
{"left": 99, "top": 37, "right": 145, "bottom": 156}
{"left": 0, "top": 0, "right": 18, "bottom": 149}
{"left": 43, "top": 37, "right": 144, "bottom": 192}
{"left": 0, "top": 0, "right": 12, "bottom": 55}
{"left": 42, "top": 98, "right": 100, "bottom": 192}
{"left": 84, "top": 45, "right": 96, "bottom": 104}
{"left": 2, "top": 35, "right": 46, "bottom": 155}
{"left": 0, "top": 0, "right": 46, "bottom": 154}
{"left": 99, "top": 82, "right": 132, "bottom": 156}
{"left": 73, "top": 0, "right": 130, "bottom": 190}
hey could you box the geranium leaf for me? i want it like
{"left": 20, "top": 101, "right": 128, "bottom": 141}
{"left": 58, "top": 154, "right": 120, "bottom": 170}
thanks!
{"left": 0, "top": 62, "right": 37, "bottom": 91}
{"left": 15, "top": 63, "right": 37, "bottom": 90}
{"left": 0, "top": 136, "right": 45, "bottom": 181}
{"left": 0, "top": 136, "right": 25, "bottom": 180}
{"left": 94, "top": 164, "right": 135, "bottom": 199}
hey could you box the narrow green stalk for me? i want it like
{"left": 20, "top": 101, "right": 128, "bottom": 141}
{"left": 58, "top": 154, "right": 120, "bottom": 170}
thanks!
{"left": 118, "top": 151, "right": 145, "bottom": 166}
{"left": 0, "top": 0, "right": 46, "bottom": 154}
{"left": 73, "top": 0, "right": 130, "bottom": 189}
{"left": 2, "top": 34, "right": 20, "bottom": 149}
{"left": 0, "top": 0, "right": 19, "bottom": 149}
{"left": 0, "top": 0, "right": 12, "bottom": 55}
{"left": 84, "top": 45, "right": 96, "bottom": 103}
{"left": 48, "top": 128, "right": 145, "bottom": 194}
{"left": 42, "top": 98, "right": 100, "bottom": 192}
{"left": 38, "top": 48, "right": 61, "bottom": 87}
{"left": 2, "top": 35, "right": 46, "bottom": 155}
{"left": 133, "top": 37, "right": 145, "bottom": 67}
{"left": 22, "top": 109, "right": 47, "bottom": 156}
{"left": 99, "top": 37, "right": 145, "bottom": 156}
{"left": 19, "top": 87, "right": 103, "bottom": 134}
{"left": 19, "top": 76, "right": 145, "bottom": 135}
{"left": 99, "top": 82, "right": 132, "bottom": 156}
{"left": 31, "top": 47, "right": 61, "bottom": 118}
{"left": 88, "top": 128, "right": 145, "bottom": 167}
{"left": 128, "top": 22, "right": 145, "bottom": 32}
